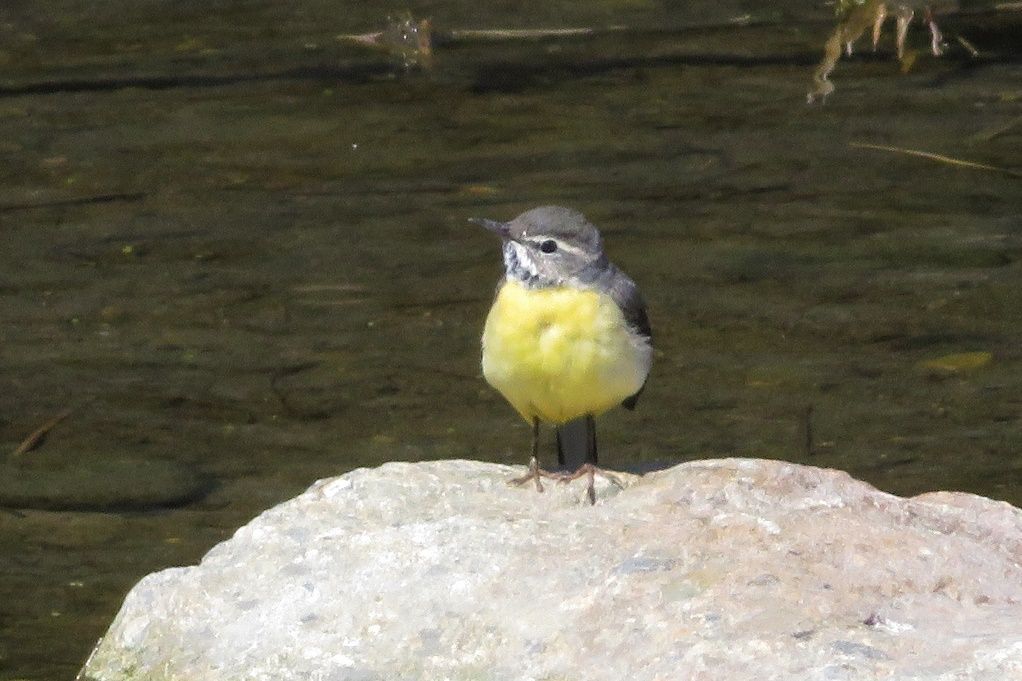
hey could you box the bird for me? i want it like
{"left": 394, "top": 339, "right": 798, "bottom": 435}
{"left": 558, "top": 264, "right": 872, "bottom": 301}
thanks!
{"left": 472, "top": 206, "right": 653, "bottom": 503}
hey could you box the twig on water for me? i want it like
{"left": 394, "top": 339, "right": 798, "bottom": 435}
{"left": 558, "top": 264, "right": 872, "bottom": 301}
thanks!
{"left": 850, "top": 142, "right": 1022, "bottom": 178}
{"left": 955, "top": 34, "right": 980, "bottom": 57}
{"left": 9, "top": 408, "right": 74, "bottom": 459}
{"left": 448, "top": 27, "right": 622, "bottom": 40}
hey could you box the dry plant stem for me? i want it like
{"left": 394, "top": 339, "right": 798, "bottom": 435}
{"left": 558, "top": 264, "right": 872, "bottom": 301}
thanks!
{"left": 449, "top": 27, "right": 619, "bottom": 39}
{"left": 808, "top": 1, "right": 946, "bottom": 103}
{"left": 850, "top": 142, "right": 1022, "bottom": 178}
{"left": 924, "top": 7, "right": 944, "bottom": 56}
{"left": 872, "top": 4, "right": 888, "bottom": 50}
{"left": 809, "top": 0, "right": 886, "bottom": 103}
{"left": 337, "top": 25, "right": 623, "bottom": 43}
{"left": 10, "top": 408, "right": 74, "bottom": 458}
{"left": 955, "top": 34, "right": 980, "bottom": 57}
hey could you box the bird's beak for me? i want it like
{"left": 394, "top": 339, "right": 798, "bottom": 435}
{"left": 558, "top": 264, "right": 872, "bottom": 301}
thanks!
{"left": 469, "top": 217, "right": 511, "bottom": 239}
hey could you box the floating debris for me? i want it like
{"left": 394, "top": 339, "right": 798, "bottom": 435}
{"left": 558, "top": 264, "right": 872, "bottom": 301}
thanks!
{"left": 850, "top": 142, "right": 1022, "bottom": 178}
{"left": 9, "top": 408, "right": 74, "bottom": 459}
{"left": 337, "top": 15, "right": 627, "bottom": 70}
{"left": 339, "top": 14, "right": 435, "bottom": 69}
{"left": 920, "top": 351, "right": 994, "bottom": 373}
{"left": 808, "top": 1, "right": 949, "bottom": 103}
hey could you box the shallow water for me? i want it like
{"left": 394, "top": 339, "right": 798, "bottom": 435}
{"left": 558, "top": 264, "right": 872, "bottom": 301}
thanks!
{"left": 1, "top": 2, "right": 1021, "bottom": 677}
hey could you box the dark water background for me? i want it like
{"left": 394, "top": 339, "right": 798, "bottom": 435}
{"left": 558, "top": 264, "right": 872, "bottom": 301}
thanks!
{"left": 1, "top": 1, "right": 1020, "bottom": 677}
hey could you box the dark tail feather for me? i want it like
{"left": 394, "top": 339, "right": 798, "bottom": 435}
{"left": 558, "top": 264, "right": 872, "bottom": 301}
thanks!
{"left": 556, "top": 415, "right": 597, "bottom": 469}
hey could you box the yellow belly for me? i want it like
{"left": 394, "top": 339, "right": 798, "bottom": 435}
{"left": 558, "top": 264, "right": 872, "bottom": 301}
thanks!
{"left": 481, "top": 280, "right": 649, "bottom": 424}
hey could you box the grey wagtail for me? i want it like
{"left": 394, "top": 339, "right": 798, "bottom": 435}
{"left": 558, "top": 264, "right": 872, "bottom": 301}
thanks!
{"left": 472, "top": 206, "right": 653, "bottom": 502}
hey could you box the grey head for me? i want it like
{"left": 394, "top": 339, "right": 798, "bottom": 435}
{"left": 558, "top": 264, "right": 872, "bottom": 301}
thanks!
{"left": 470, "top": 206, "right": 609, "bottom": 288}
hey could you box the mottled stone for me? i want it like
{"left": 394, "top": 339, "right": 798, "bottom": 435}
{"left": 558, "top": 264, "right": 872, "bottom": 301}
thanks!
{"left": 80, "top": 459, "right": 1022, "bottom": 680}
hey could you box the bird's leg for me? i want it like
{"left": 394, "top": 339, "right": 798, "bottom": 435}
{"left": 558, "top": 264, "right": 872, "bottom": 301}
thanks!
{"left": 508, "top": 418, "right": 558, "bottom": 492}
{"left": 532, "top": 416, "right": 539, "bottom": 460}
{"left": 556, "top": 463, "right": 624, "bottom": 506}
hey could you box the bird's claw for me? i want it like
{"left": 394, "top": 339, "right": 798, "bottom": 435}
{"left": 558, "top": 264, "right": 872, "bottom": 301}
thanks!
{"left": 555, "top": 464, "right": 624, "bottom": 505}
{"left": 508, "top": 456, "right": 559, "bottom": 493}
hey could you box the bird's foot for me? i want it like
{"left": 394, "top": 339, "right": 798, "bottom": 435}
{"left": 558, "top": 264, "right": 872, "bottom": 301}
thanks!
{"left": 556, "top": 463, "right": 624, "bottom": 505}
{"left": 508, "top": 456, "right": 560, "bottom": 493}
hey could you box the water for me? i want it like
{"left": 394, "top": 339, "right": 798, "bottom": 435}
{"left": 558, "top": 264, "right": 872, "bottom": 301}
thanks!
{"left": 1, "top": 2, "right": 1020, "bottom": 677}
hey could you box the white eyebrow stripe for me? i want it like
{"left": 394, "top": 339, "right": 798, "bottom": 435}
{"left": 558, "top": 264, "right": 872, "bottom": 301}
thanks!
{"left": 529, "top": 238, "right": 584, "bottom": 255}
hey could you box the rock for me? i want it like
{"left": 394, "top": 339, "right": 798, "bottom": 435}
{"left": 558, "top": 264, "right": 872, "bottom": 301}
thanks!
{"left": 79, "top": 459, "right": 1022, "bottom": 681}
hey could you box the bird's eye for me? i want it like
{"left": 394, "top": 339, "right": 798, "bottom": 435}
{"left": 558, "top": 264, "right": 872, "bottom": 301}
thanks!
{"left": 539, "top": 240, "right": 558, "bottom": 254}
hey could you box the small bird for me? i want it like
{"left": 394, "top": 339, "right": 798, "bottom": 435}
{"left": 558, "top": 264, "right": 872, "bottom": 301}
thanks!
{"left": 473, "top": 206, "right": 653, "bottom": 502}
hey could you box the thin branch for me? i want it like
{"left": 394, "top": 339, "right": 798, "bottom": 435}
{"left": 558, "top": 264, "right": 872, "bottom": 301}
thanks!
{"left": 9, "top": 408, "right": 74, "bottom": 458}
{"left": 448, "top": 27, "right": 624, "bottom": 40}
{"left": 955, "top": 34, "right": 980, "bottom": 57}
{"left": 849, "top": 142, "right": 1022, "bottom": 178}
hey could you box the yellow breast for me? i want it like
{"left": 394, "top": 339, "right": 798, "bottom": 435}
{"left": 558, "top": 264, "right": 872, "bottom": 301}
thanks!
{"left": 481, "top": 279, "right": 650, "bottom": 424}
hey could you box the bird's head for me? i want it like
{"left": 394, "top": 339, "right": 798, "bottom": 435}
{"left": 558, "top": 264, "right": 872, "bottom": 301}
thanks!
{"left": 471, "top": 206, "right": 607, "bottom": 287}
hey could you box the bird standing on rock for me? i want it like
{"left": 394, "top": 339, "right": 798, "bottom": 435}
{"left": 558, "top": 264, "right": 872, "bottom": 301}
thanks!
{"left": 473, "top": 206, "right": 653, "bottom": 503}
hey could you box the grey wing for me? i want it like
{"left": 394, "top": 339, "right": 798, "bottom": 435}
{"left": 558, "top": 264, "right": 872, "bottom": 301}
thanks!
{"left": 606, "top": 268, "right": 653, "bottom": 410}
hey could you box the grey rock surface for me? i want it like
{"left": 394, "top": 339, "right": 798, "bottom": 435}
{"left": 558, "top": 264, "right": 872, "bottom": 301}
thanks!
{"left": 80, "top": 459, "right": 1022, "bottom": 680}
